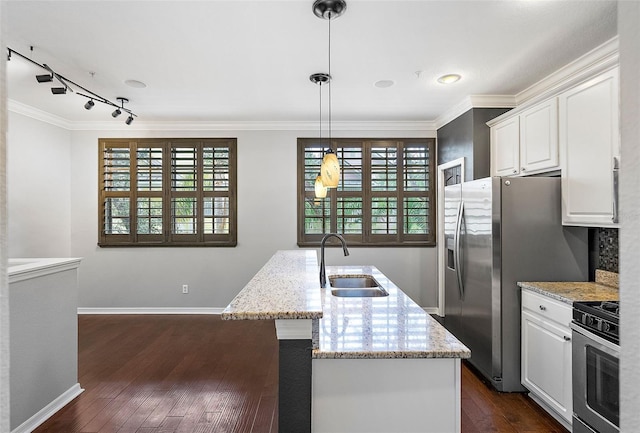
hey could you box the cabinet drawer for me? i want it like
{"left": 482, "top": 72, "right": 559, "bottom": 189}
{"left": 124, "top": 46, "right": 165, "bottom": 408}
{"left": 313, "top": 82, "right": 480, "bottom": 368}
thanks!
{"left": 522, "top": 289, "right": 571, "bottom": 327}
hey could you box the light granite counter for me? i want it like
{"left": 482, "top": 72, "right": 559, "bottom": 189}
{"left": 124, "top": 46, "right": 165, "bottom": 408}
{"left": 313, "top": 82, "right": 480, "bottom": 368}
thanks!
{"left": 316, "top": 265, "right": 470, "bottom": 359}
{"left": 221, "top": 250, "right": 322, "bottom": 320}
{"left": 518, "top": 281, "right": 619, "bottom": 305}
{"left": 221, "top": 250, "right": 470, "bottom": 359}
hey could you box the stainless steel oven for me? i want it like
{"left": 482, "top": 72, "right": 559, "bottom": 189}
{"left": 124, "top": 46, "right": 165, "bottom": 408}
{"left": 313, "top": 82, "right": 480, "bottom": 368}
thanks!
{"left": 571, "top": 301, "right": 620, "bottom": 433}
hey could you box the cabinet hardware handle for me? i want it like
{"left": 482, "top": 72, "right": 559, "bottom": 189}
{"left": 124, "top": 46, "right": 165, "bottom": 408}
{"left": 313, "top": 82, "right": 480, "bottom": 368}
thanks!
{"left": 612, "top": 156, "right": 619, "bottom": 224}
{"left": 539, "top": 305, "right": 546, "bottom": 311}
{"left": 563, "top": 336, "right": 571, "bottom": 341}
{"left": 513, "top": 169, "right": 517, "bottom": 174}
{"left": 522, "top": 167, "right": 526, "bottom": 171}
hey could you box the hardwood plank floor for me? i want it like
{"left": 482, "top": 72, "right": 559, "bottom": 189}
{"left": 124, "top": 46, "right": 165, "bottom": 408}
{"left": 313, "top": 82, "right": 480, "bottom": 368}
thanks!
{"left": 33, "top": 315, "right": 567, "bottom": 433}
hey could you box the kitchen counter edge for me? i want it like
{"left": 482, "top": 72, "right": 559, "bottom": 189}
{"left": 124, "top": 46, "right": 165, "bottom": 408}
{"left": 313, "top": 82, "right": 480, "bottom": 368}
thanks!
{"left": 518, "top": 281, "right": 619, "bottom": 305}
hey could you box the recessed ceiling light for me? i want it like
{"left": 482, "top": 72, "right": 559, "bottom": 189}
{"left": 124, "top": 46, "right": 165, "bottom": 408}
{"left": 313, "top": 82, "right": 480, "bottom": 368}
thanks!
{"left": 124, "top": 79, "right": 147, "bottom": 89}
{"left": 374, "top": 80, "right": 395, "bottom": 89}
{"left": 437, "top": 74, "right": 461, "bottom": 84}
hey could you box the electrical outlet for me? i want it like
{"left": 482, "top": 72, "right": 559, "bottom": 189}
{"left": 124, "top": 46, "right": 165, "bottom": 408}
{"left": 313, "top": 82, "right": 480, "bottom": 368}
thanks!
{"left": 182, "top": 284, "right": 189, "bottom": 294}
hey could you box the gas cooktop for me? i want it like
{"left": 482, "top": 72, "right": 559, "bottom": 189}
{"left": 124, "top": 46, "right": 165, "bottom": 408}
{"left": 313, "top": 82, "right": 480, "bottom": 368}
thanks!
{"left": 573, "top": 300, "right": 619, "bottom": 344}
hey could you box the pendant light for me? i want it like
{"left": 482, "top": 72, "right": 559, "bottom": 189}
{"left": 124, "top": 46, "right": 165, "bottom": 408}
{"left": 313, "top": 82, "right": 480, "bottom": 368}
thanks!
{"left": 310, "top": 72, "right": 331, "bottom": 199}
{"left": 313, "top": 0, "right": 346, "bottom": 189}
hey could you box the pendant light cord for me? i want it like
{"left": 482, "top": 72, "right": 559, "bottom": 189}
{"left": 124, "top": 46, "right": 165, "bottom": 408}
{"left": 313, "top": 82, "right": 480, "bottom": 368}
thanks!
{"left": 328, "top": 11, "right": 332, "bottom": 147}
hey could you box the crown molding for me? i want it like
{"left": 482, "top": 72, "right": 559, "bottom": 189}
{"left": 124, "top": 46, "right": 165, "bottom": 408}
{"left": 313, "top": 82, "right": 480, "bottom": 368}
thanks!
{"left": 6, "top": 102, "right": 436, "bottom": 132}
{"left": 434, "top": 95, "right": 516, "bottom": 130}
{"left": 515, "top": 36, "right": 619, "bottom": 107}
{"left": 8, "top": 99, "right": 73, "bottom": 130}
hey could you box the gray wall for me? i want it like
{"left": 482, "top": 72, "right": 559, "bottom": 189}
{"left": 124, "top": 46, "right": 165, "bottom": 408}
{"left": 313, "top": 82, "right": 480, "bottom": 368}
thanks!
{"left": 8, "top": 117, "right": 439, "bottom": 309}
{"left": 437, "top": 108, "right": 510, "bottom": 180}
{"left": 9, "top": 267, "right": 79, "bottom": 429}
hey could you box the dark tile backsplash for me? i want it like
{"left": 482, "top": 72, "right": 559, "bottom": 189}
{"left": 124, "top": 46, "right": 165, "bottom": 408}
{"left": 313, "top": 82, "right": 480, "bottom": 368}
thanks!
{"left": 598, "top": 227, "right": 619, "bottom": 273}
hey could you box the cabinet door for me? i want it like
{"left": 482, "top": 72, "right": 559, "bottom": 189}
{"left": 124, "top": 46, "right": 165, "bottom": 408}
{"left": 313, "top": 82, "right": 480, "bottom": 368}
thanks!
{"left": 491, "top": 116, "right": 520, "bottom": 176}
{"left": 559, "top": 67, "right": 620, "bottom": 227}
{"left": 520, "top": 99, "right": 559, "bottom": 174}
{"left": 521, "top": 310, "right": 572, "bottom": 423}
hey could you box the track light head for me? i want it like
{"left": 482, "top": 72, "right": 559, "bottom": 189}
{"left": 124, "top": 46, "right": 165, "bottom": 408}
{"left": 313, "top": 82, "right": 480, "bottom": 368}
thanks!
{"left": 51, "top": 87, "right": 67, "bottom": 95}
{"left": 112, "top": 108, "right": 122, "bottom": 118}
{"left": 125, "top": 115, "right": 134, "bottom": 125}
{"left": 84, "top": 99, "right": 95, "bottom": 110}
{"left": 36, "top": 74, "right": 53, "bottom": 83}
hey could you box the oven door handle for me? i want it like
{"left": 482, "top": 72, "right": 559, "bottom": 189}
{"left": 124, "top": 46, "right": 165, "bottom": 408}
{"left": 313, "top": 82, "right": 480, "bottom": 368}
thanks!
{"left": 570, "top": 322, "right": 620, "bottom": 354}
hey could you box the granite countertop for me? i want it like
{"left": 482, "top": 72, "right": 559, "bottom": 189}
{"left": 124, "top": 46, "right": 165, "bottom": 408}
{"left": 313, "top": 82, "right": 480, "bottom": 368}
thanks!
{"left": 221, "top": 250, "right": 323, "bottom": 320}
{"left": 222, "top": 250, "right": 470, "bottom": 360}
{"left": 314, "top": 265, "right": 471, "bottom": 360}
{"left": 518, "top": 281, "right": 619, "bottom": 305}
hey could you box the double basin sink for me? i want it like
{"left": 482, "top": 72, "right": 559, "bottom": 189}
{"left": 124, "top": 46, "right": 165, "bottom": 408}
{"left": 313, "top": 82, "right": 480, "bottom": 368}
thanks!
{"left": 328, "top": 274, "right": 389, "bottom": 298}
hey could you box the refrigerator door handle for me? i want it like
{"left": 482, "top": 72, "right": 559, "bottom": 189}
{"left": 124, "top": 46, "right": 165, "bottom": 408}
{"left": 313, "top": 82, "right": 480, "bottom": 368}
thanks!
{"left": 454, "top": 200, "right": 465, "bottom": 299}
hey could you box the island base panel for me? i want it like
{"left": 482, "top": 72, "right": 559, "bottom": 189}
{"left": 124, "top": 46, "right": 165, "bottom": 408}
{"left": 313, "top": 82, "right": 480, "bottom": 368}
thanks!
{"left": 312, "top": 358, "right": 461, "bottom": 433}
{"left": 279, "top": 339, "right": 312, "bottom": 433}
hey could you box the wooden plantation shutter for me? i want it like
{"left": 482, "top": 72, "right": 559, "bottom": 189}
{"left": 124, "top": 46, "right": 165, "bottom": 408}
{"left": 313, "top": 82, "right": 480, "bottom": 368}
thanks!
{"left": 297, "top": 137, "right": 435, "bottom": 247}
{"left": 99, "top": 138, "right": 237, "bottom": 247}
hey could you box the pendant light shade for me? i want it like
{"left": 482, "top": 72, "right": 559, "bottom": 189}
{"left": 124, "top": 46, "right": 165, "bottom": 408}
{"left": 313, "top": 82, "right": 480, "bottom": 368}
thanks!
{"left": 321, "top": 149, "right": 340, "bottom": 188}
{"left": 315, "top": 173, "right": 328, "bottom": 198}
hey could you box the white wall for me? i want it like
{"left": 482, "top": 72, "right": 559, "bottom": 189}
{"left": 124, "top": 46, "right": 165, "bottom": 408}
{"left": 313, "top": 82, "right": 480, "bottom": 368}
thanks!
{"left": 65, "top": 127, "right": 438, "bottom": 309}
{"left": 619, "top": 1, "right": 640, "bottom": 431}
{"left": 7, "top": 112, "right": 71, "bottom": 257}
{"left": 0, "top": 2, "right": 10, "bottom": 430}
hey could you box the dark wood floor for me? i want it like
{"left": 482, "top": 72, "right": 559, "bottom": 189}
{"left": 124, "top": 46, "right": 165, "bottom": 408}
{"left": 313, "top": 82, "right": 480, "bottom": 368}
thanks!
{"left": 33, "top": 315, "right": 568, "bottom": 433}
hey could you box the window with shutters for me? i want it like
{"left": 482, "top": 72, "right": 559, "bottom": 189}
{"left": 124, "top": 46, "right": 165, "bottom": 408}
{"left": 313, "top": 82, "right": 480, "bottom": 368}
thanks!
{"left": 99, "top": 138, "right": 237, "bottom": 247}
{"left": 297, "top": 138, "right": 435, "bottom": 247}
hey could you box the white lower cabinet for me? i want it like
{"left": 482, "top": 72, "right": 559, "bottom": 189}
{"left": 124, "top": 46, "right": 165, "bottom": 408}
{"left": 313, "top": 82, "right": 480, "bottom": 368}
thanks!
{"left": 521, "top": 290, "right": 572, "bottom": 429}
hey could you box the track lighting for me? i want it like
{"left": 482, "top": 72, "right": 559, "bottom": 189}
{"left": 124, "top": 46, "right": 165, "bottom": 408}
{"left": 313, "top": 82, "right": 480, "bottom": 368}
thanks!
{"left": 8, "top": 47, "right": 139, "bottom": 124}
{"left": 36, "top": 74, "right": 53, "bottom": 83}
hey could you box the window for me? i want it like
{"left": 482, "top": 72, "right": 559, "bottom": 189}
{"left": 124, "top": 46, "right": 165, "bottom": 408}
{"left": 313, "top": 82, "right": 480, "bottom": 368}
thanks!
{"left": 99, "top": 138, "right": 237, "bottom": 247}
{"left": 297, "top": 138, "right": 436, "bottom": 247}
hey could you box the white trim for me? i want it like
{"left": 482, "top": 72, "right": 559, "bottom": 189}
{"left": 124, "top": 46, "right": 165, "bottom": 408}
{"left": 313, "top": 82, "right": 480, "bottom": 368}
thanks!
{"left": 11, "top": 383, "right": 83, "bottom": 433}
{"left": 7, "top": 100, "right": 73, "bottom": 130}
{"left": 275, "top": 319, "right": 313, "bottom": 340}
{"left": 8, "top": 258, "right": 82, "bottom": 284}
{"left": 488, "top": 37, "right": 619, "bottom": 127}
{"left": 77, "top": 307, "right": 224, "bottom": 315}
{"left": 436, "top": 158, "right": 466, "bottom": 317}
{"left": 516, "top": 37, "right": 619, "bottom": 107}
{"left": 434, "top": 95, "right": 516, "bottom": 130}
{"left": 6, "top": 102, "right": 436, "bottom": 132}
{"left": 422, "top": 307, "right": 438, "bottom": 315}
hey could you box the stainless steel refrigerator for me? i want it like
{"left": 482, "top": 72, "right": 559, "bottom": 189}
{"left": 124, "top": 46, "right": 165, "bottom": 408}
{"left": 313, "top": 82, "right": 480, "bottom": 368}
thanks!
{"left": 444, "top": 176, "right": 588, "bottom": 392}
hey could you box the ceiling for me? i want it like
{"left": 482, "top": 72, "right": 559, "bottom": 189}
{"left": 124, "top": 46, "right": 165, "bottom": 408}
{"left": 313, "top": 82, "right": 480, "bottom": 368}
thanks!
{"left": 5, "top": 1, "right": 618, "bottom": 127}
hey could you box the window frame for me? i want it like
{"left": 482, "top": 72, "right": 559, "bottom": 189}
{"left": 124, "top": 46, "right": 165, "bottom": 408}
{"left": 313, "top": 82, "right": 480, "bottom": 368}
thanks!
{"left": 98, "top": 138, "right": 237, "bottom": 247}
{"left": 297, "top": 137, "right": 436, "bottom": 247}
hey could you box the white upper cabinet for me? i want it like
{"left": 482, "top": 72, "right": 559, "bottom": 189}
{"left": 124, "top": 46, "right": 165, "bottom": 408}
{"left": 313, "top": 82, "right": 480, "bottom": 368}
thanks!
{"left": 520, "top": 99, "right": 559, "bottom": 174}
{"left": 491, "top": 116, "right": 520, "bottom": 176}
{"left": 490, "top": 99, "right": 559, "bottom": 177}
{"left": 559, "top": 67, "right": 620, "bottom": 227}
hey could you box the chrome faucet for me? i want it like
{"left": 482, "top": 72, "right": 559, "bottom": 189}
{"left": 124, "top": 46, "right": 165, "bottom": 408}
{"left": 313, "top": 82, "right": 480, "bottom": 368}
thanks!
{"left": 319, "top": 233, "right": 350, "bottom": 288}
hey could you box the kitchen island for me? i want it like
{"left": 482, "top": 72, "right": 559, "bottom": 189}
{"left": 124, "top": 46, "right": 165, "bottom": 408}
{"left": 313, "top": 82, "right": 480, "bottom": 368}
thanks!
{"left": 222, "top": 250, "right": 470, "bottom": 433}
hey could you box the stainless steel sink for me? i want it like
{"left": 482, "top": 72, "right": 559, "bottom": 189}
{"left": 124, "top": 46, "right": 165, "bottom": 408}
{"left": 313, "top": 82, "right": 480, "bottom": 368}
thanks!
{"left": 329, "top": 275, "right": 389, "bottom": 297}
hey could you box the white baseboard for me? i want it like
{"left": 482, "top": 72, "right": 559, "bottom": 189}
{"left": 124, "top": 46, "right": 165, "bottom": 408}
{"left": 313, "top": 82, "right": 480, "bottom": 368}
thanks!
{"left": 422, "top": 307, "right": 438, "bottom": 315}
{"left": 11, "top": 383, "right": 83, "bottom": 433}
{"left": 77, "top": 307, "right": 224, "bottom": 315}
